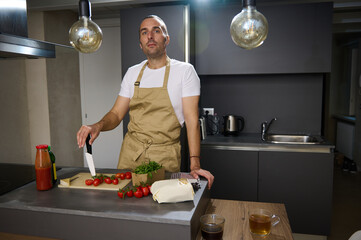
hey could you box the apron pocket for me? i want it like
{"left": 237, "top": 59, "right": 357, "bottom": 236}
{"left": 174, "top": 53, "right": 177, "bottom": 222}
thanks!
{"left": 118, "top": 134, "right": 146, "bottom": 169}
{"left": 145, "top": 143, "right": 181, "bottom": 172}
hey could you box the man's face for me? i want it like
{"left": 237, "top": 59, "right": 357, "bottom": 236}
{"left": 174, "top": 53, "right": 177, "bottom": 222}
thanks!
{"left": 139, "top": 18, "right": 169, "bottom": 59}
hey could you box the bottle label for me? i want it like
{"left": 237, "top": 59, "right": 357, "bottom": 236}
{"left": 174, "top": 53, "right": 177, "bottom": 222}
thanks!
{"left": 36, "top": 167, "right": 53, "bottom": 190}
{"left": 53, "top": 163, "right": 57, "bottom": 181}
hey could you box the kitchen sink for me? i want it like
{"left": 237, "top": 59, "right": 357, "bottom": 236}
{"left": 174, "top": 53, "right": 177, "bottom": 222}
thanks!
{"left": 264, "top": 134, "right": 323, "bottom": 144}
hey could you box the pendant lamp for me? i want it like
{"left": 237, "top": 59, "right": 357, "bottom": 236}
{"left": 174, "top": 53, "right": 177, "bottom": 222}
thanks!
{"left": 230, "top": 0, "right": 268, "bottom": 50}
{"left": 69, "top": 0, "right": 103, "bottom": 53}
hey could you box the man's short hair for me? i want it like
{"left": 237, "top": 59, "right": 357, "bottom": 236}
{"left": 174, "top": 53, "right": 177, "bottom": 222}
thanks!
{"left": 140, "top": 15, "right": 169, "bottom": 37}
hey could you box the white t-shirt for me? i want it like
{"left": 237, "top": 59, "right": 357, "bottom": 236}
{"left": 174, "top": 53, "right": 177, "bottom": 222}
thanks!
{"left": 119, "top": 59, "right": 200, "bottom": 126}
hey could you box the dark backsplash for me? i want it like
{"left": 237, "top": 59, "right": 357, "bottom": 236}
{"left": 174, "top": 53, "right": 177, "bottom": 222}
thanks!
{"left": 199, "top": 73, "right": 324, "bottom": 135}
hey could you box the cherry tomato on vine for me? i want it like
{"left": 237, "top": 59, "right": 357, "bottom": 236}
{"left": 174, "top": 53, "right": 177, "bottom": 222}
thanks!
{"left": 125, "top": 172, "right": 132, "bottom": 179}
{"left": 117, "top": 191, "right": 125, "bottom": 199}
{"left": 85, "top": 179, "right": 94, "bottom": 186}
{"left": 112, "top": 179, "right": 119, "bottom": 185}
{"left": 126, "top": 189, "right": 133, "bottom": 197}
{"left": 93, "top": 178, "right": 101, "bottom": 186}
{"left": 99, "top": 177, "right": 104, "bottom": 184}
{"left": 119, "top": 173, "right": 126, "bottom": 180}
{"left": 104, "top": 177, "right": 112, "bottom": 184}
{"left": 142, "top": 186, "right": 150, "bottom": 196}
{"left": 134, "top": 189, "right": 143, "bottom": 198}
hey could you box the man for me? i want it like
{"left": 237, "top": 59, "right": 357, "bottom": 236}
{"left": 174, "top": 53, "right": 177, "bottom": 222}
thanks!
{"left": 77, "top": 15, "right": 214, "bottom": 188}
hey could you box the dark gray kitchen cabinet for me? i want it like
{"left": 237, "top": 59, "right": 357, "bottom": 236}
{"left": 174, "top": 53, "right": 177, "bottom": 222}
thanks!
{"left": 258, "top": 151, "right": 334, "bottom": 235}
{"left": 194, "top": 2, "right": 332, "bottom": 74}
{"left": 200, "top": 147, "right": 258, "bottom": 201}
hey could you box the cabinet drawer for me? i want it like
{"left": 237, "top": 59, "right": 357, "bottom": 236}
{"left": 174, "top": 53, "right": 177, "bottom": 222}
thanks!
{"left": 201, "top": 148, "right": 258, "bottom": 201}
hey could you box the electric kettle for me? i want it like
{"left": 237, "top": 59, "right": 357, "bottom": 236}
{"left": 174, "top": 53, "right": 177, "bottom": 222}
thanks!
{"left": 223, "top": 115, "right": 245, "bottom": 136}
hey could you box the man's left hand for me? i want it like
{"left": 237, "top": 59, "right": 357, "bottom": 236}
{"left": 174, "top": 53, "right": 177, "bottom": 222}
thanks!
{"left": 190, "top": 168, "right": 214, "bottom": 189}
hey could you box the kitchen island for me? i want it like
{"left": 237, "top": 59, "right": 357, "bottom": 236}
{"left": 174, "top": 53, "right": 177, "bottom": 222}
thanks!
{"left": 0, "top": 168, "right": 210, "bottom": 240}
{"left": 0, "top": 198, "right": 295, "bottom": 240}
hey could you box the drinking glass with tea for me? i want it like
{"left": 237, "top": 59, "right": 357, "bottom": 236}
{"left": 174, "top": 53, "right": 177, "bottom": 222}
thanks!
{"left": 249, "top": 209, "right": 280, "bottom": 237}
{"left": 200, "top": 214, "right": 225, "bottom": 240}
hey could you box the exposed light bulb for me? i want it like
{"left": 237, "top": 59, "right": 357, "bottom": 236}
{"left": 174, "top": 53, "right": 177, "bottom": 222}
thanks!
{"left": 69, "top": 0, "right": 102, "bottom": 53}
{"left": 230, "top": 0, "right": 268, "bottom": 50}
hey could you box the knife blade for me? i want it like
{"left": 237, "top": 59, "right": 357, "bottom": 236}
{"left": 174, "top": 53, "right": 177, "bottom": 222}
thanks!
{"left": 85, "top": 135, "right": 97, "bottom": 177}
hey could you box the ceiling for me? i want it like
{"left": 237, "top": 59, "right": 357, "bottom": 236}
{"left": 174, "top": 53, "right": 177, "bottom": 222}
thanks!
{"left": 27, "top": 0, "right": 361, "bottom": 37}
{"left": 27, "top": 0, "right": 361, "bottom": 13}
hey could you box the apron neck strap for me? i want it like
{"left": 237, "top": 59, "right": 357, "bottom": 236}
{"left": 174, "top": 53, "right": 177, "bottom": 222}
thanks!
{"left": 162, "top": 56, "right": 171, "bottom": 88}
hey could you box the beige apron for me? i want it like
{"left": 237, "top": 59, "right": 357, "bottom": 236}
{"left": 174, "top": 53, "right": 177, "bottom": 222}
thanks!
{"left": 117, "top": 57, "right": 181, "bottom": 172}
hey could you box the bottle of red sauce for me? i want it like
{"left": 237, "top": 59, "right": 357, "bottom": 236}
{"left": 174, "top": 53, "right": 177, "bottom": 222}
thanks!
{"left": 35, "top": 144, "right": 53, "bottom": 190}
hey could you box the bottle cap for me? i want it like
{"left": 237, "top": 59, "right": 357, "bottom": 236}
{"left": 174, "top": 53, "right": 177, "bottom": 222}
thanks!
{"left": 36, "top": 144, "right": 48, "bottom": 149}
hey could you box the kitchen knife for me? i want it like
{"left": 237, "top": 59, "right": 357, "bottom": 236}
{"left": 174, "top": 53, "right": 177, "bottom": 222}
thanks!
{"left": 85, "top": 135, "right": 97, "bottom": 177}
{"left": 59, "top": 176, "right": 79, "bottom": 187}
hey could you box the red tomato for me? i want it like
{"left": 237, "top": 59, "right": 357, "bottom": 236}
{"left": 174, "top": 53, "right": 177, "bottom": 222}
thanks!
{"left": 112, "top": 179, "right": 119, "bottom": 185}
{"left": 93, "top": 178, "right": 101, "bottom": 186}
{"left": 117, "top": 191, "right": 124, "bottom": 199}
{"left": 115, "top": 173, "right": 122, "bottom": 179}
{"left": 119, "top": 173, "right": 126, "bottom": 180}
{"left": 126, "top": 189, "right": 133, "bottom": 197}
{"left": 104, "top": 177, "right": 112, "bottom": 184}
{"left": 142, "top": 186, "right": 150, "bottom": 196}
{"left": 85, "top": 179, "right": 94, "bottom": 186}
{"left": 125, "top": 172, "right": 132, "bottom": 179}
{"left": 136, "top": 185, "right": 142, "bottom": 191}
{"left": 134, "top": 189, "right": 143, "bottom": 198}
{"left": 147, "top": 184, "right": 152, "bottom": 193}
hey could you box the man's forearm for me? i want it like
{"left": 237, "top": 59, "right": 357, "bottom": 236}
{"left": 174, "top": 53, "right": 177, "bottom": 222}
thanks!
{"left": 97, "top": 111, "right": 122, "bottom": 131}
{"left": 186, "top": 119, "right": 201, "bottom": 171}
{"left": 96, "top": 96, "right": 130, "bottom": 132}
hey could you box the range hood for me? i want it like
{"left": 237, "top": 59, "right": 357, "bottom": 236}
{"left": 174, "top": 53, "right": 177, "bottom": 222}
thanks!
{"left": 0, "top": 0, "right": 56, "bottom": 58}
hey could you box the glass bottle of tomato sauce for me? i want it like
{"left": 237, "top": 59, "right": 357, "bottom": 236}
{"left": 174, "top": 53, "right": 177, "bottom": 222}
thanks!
{"left": 35, "top": 144, "right": 53, "bottom": 190}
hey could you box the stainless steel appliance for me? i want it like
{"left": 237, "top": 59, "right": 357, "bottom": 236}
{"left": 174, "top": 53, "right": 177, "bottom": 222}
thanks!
{"left": 199, "top": 117, "right": 207, "bottom": 140}
{"left": 223, "top": 115, "right": 245, "bottom": 136}
{"left": 0, "top": 0, "right": 56, "bottom": 58}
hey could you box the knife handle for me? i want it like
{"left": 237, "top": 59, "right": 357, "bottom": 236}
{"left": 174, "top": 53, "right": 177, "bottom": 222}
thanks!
{"left": 85, "top": 135, "right": 92, "bottom": 154}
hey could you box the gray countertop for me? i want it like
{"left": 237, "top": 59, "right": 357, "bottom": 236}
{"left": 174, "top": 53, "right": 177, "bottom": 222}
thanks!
{"left": 0, "top": 168, "right": 210, "bottom": 239}
{"left": 0, "top": 167, "right": 208, "bottom": 225}
{"left": 201, "top": 133, "right": 334, "bottom": 153}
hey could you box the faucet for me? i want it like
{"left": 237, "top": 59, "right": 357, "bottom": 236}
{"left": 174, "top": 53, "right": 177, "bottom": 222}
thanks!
{"left": 261, "top": 118, "right": 277, "bottom": 141}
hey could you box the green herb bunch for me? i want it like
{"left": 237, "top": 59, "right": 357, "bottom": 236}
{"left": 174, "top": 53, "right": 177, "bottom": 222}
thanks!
{"left": 133, "top": 161, "right": 162, "bottom": 178}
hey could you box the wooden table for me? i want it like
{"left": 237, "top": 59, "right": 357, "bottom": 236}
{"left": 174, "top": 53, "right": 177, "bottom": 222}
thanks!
{"left": 197, "top": 199, "right": 294, "bottom": 240}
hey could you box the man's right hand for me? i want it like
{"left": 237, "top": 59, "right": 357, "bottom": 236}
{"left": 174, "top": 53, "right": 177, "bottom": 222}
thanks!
{"left": 76, "top": 96, "right": 130, "bottom": 148}
{"left": 77, "top": 123, "right": 102, "bottom": 148}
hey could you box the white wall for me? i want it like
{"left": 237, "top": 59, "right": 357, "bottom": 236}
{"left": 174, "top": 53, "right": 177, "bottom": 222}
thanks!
{"left": 80, "top": 18, "right": 123, "bottom": 169}
{"left": 0, "top": 59, "right": 32, "bottom": 164}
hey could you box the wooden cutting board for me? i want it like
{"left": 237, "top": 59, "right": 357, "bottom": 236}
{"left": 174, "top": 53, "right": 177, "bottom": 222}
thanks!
{"left": 58, "top": 172, "right": 131, "bottom": 191}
